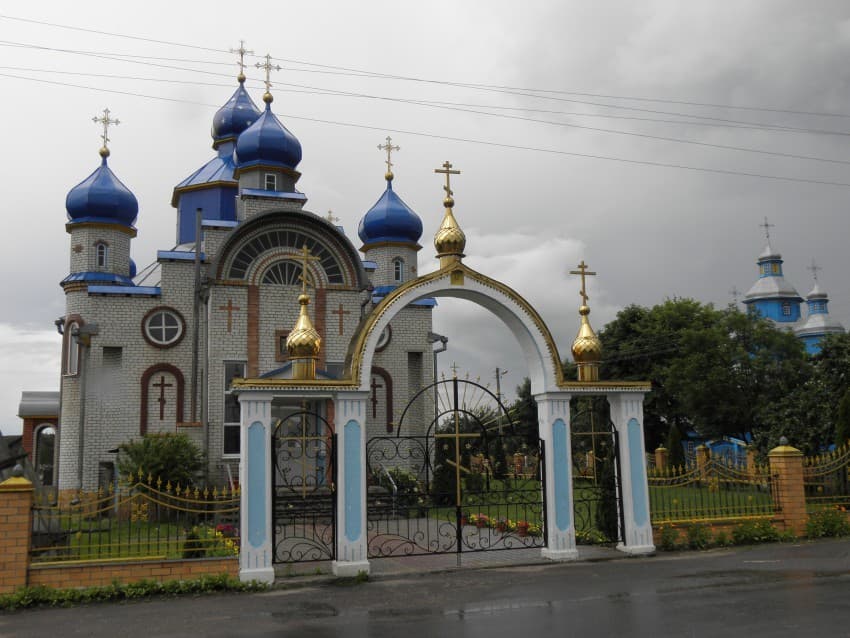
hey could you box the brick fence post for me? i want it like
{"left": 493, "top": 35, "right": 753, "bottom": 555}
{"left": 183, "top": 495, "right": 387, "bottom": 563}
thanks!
{"left": 768, "top": 442, "right": 807, "bottom": 536}
{"left": 696, "top": 445, "right": 710, "bottom": 480}
{"left": 654, "top": 446, "right": 669, "bottom": 470}
{"left": 0, "top": 471, "right": 34, "bottom": 594}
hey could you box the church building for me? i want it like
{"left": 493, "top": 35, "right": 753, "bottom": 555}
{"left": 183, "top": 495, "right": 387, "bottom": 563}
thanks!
{"left": 32, "top": 56, "right": 436, "bottom": 491}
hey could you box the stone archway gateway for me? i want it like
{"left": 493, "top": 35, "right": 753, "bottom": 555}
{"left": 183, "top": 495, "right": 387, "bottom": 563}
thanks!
{"left": 234, "top": 166, "right": 653, "bottom": 582}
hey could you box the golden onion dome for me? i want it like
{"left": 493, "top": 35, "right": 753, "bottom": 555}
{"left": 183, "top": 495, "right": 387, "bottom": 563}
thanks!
{"left": 434, "top": 196, "right": 466, "bottom": 260}
{"left": 286, "top": 294, "right": 321, "bottom": 358}
{"left": 571, "top": 305, "right": 602, "bottom": 364}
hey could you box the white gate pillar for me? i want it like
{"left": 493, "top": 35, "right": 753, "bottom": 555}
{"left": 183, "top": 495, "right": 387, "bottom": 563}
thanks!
{"left": 607, "top": 392, "right": 654, "bottom": 554}
{"left": 536, "top": 392, "right": 578, "bottom": 561}
{"left": 237, "top": 392, "right": 275, "bottom": 583}
{"left": 332, "top": 392, "right": 370, "bottom": 576}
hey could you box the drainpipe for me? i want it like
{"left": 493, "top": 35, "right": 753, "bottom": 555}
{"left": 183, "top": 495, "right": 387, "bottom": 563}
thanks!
{"left": 191, "top": 208, "right": 203, "bottom": 422}
{"left": 72, "top": 323, "right": 99, "bottom": 491}
{"left": 428, "top": 332, "right": 448, "bottom": 428}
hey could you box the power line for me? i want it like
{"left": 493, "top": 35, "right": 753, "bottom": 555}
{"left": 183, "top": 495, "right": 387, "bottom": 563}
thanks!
{"left": 9, "top": 71, "right": 849, "bottom": 188}
{"left": 6, "top": 61, "right": 850, "bottom": 166}
{"left": 4, "top": 13, "right": 850, "bottom": 122}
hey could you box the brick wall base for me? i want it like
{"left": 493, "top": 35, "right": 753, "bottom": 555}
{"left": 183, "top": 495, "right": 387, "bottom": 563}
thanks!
{"left": 28, "top": 557, "right": 238, "bottom": 590}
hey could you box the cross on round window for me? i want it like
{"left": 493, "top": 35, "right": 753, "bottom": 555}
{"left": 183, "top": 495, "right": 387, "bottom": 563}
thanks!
{"left": 142, "top": 307, "right": 185, "bottom": 348}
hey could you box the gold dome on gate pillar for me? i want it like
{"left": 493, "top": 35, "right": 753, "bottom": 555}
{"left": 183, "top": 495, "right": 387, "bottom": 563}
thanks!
{"left": 433, "top": 160, "right": 466, "bottom": 266}
{"left": 286, "top": 294, "right": 322, "bottom": 358}
{"left": 572, "top": 305, "right": 602, "bottom": 363}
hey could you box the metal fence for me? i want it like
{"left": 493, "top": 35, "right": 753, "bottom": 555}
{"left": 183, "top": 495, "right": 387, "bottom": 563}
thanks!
{"left": 648, "top": 459, "right": 777, "bottom": 524}
{"left": 804, "top": 444, "right": 850, "bottom": 511}
{"left": 31, "top": 472, "right": 240, "bottom": 564}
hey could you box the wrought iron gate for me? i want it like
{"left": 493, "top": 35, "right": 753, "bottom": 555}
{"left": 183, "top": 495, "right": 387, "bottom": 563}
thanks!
{"left": 366, "top": 376, "right": 546, "bottom": 558}
{"left": 571, "top": 406, "right": 624, "bottom": 545}
{"left": 271, "top": 410, "right": 336, "bottom": 563}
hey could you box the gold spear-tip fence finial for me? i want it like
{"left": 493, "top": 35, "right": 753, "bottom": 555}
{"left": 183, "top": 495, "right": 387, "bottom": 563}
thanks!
{"left": 92, "top": 107, "right": 120, "bottom": 158}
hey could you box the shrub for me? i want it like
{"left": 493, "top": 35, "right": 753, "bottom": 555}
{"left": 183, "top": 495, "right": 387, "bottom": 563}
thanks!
{"left": 464, "top": 472, "right": 485, "bottom": 492}
{"left": 373, "top": 466, "right": 421, "bottom": 510}
{"left": 806, "top": 507, "right": 850, "bottom": 538}
{"left": 713, "top": 530, "right": 731, "bottom": 547}
{"left": 657, "top": 525, "right": 681, "bottom": 551}
{"left": 686, "top": 524, "right": 711, "bottom": 550}
{"left": 118, "top": 433, "right": 204, "bottom": 488}
{"left": 732, "top": 519, "right": 780, "bottom": 544}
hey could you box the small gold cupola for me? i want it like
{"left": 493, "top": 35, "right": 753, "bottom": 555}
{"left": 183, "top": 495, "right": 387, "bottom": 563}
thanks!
{"left": 569, "top": 261, "right": 602, "bottom": 382}
{"left": 286, "top": 245, "right": 322, "bottom": 380}
{"left": 433, "top": 161, "right": 466, "bottom": 267}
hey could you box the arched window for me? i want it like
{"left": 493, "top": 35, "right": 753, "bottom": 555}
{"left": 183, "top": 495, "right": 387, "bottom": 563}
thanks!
{"left": 65, "top": 322, "right": 80, "bottom": 375}
{"left": 95, "top": 242, "right": 108, "bottom": 268}
{"left": 393, "top": 258, "right": 404, "bottom": 283}
{"left": 34, "top": 426, "right": 56, "bottom": 486}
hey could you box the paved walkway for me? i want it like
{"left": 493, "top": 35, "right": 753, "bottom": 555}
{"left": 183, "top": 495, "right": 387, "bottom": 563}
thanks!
{"left": 273, "top": 544, "right": 625, "bottom": 580}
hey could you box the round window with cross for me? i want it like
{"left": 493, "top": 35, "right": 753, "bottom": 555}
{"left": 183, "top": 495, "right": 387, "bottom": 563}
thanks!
{"left": 142, "top": 307, "right": 185, "bottom": 348}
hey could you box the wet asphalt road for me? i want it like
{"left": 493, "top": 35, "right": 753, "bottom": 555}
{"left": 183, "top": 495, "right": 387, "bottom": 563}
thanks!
{"left": 4, "top": 540, "right": 850, "bottom": 637}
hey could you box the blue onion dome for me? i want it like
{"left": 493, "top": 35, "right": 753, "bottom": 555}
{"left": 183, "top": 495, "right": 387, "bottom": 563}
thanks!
{"left": 234, "top": 95, "right": 302, "bottom": 171}
{"left": 129, "top": 258, "right": 137, "bottom": 278}
{"left": 358, "top": 176, "right": 423, "bottom": 246}
{"left": 66, "top": 151, "right": 139, "bottom": 227}
{"left": 211, "top": 78, "right": 260, "bottom": 147}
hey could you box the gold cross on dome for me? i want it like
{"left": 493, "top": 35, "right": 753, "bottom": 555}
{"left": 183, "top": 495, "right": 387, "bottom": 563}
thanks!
{"left": 569, "top": 260, "right": 597, "bottom": 305}
{"left": 760, "top": 216, "right": 775, "bottom": 242}
{"left": 92, "top": 108, "right": 119, "bottom": 153}
{"left": 255, "top": 53, "right": 281, "bottom": 94}
{"left": 378, "top": 136, "right": 400, "bottom": 173}
{"left": 325, "top": 210, "right": 340, "bottom": 224}
{"left": 230, "top": 40, "right": 254, "bottom": 77}
{"left": 434, "top": 160, "right": 460, "bottom": 198}
{"left": 297, "top": 244, "right": 322, "bottom": 295}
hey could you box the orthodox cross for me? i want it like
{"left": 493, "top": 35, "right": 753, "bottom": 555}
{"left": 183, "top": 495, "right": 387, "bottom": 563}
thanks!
{"left": 807, "top": 259, "right": 822, "bottom": 283}
{"left": 370, "top": 376, "right": 383, "bottom": 418}
{"left": 378, "top": 136, "right": 400, "bottom": 173}
{"left": 434, "top": 160, "right": 461, "bottom": 198}
{"left": 152, "top": 376, "right": 173, "bottom": 420}
{"left": 569, "top": 260, "right": 596, "bottom": 305}
{"left": 255, "top": 53, "right": 281, "bottom": 94}
{"left": 450, "top": 361, "right": 460, "bottom": 378}
{"left": 729, "top": 286, "right": 741, "bottom": 305}
{"left": 435, "top": 397, "right": 480, "bottom": 506}
{"left": 760, "top": 216, "right": 775, "bottom": 242}
{"left": 296, "top": 244, "right": 322, "bottom": 295}
{"left": 230, "top": 40, "right": 254, "bottom": 79}
{"left": 331, "top": 303, "right": 350, "bottom": 335}
{"left": 325, "top": 210, "right": 340, "bottom": 224}
{"left": 92, "top": 108, "right": 119, "bottom": 153}
{"left": 218, "top": 298, "right": 241, "bottom": 333}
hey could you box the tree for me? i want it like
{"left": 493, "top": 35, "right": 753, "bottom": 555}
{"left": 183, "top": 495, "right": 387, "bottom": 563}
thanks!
{"left": 837, "top": 389, "right": 850, "bottom": 448}
{"left": 665, "top": 423, "right": 685, "bottom": 468}
{"left": 117, "top": 433, "right": 204, "bottom": 488}
{"left": 511, "top": 378, "right": 539, "bottom": 451}
{"left": 598, "top": 298, "right": 809, "bottom": 452}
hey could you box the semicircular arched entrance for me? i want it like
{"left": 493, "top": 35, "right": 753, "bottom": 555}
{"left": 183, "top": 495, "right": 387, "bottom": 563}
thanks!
{"left": 345, "top": 263, "right": 566, "bottom": 394}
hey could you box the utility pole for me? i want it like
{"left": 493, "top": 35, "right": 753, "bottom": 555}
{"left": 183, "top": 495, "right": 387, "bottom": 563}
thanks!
{"left": 494, "top": 367, "right": 508, "bottom": 434}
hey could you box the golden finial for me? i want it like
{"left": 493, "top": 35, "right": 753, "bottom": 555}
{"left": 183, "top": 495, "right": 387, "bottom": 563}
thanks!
{"left": 255, "top": 53, "right": 281, "bottom": 104}
{"left": 378, "top": 136, "right": 400, "bottom": 181}
{"left": 230, "top": 40, "right": 254, "bottom": 83}
{"left": 286, "top": 244, "right": 322, "bottom": 379}
{"left": 92, "top": 108, "right": 119, "bottom": 158}
{"left": 433, "top": 160, "right": 466, "bottom": 266}
{"left": 569, "top": 260, "right": 602, "bottom": 382}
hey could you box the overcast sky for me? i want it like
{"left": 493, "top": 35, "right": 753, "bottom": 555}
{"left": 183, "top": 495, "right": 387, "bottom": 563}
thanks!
{"left": 2, "top": 1, "right": 849, "bottom": 433}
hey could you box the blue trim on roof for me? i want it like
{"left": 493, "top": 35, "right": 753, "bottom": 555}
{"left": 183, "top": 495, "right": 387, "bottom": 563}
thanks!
{"left": 361, "top": 261, "right": 378, "bottom": 270}
{"left": 202, "top": 219, "right": 240, "bottom": 229}
{"left": 240, "top": 188, "right": 307, "bottom": 200}
{"left": 157, "top": 250, "right": 207, "bottom": 262}
{"left": 175, "top": 153, "right": 237, "bottom": 189}
{"left": 87, "top": 285, "right": 161, "bottom": 296}
{"left": 66, "top": 216, "right": 137, "bottom": 230}
{"left": 61, "top": 272, "right": 134, "bottom": 286}
{"left": 371, "top": 285, "right": 436, "bottom": 307}
{"left": 259, "top": 362, "right": 336, "bottom": 379}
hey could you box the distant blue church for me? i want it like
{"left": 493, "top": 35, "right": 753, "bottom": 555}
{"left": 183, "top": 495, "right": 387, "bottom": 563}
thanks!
{"left": 742, "top": 229, "right": 844, "bottom": 354}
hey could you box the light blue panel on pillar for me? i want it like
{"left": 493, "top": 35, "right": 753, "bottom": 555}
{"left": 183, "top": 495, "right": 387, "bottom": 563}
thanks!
{"left": 552, "top": 419, "right": 571, "bottom": 531}
{"left": 627, "top": 418, "right": 649, "bottom": 527}
{"left": 248, "top": 421, "right": 267, "bottom": 548}
{"left": 344, "top": 420, "right": 362, "bottom": 541}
